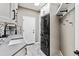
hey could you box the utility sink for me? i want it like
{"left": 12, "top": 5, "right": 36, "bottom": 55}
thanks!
{"left": 8, "top": 35, "right": 24, "bottom": 46}
{"left": 0, "top": 35, "right": 24, "bottom": 46}
{"left": 8, "top": 39, "right": 24, "bottom": 46}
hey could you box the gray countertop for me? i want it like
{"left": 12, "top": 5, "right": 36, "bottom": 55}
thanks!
{"left": 0, "top": 35, "right": 26, "bottom": 56}
{"left": 0, "top": 41, "right": 26, "bottom": 56}
{"left": 0, "top": 35, "right": 35, "bottom": 56}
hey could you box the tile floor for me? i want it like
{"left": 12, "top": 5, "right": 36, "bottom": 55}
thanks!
{"left": 26, "top": 42, "right": 46, "bottom": 56}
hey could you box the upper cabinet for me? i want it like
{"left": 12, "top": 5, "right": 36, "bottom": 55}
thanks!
{"left": 0, "top": 3, "right": 11, "bottom": 19}
{"left": 0, "top": 3, "right": 18, "bottom": 23}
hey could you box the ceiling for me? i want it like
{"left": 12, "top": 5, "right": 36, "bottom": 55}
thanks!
{"left": 18, "top": 3, "right": 46, "bottom": 11}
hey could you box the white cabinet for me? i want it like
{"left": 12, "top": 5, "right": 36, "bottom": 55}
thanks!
{"left": 0, "top": 3, "right": 18, "bottom": 21}
{"left": 40, "top": 4, "right": 50, "bottom": 16}
{"left": 0, "top": 3, "right": 11, "bottom": 19}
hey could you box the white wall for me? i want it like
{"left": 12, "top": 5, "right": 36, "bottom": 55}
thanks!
{"left": 50, "top": 3, "right": 60, "bottom": 56}
{"left": 17, "top": 6, "right": 40, "bottom": 42}
{"left": 60, "top": 9, "right": 75, "bottom": 56}
{"left": 75, "top": 3, "right": 79, "bottom": 50}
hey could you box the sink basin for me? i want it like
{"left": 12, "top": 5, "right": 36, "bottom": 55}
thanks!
{"left": 8, "top": 39, "right": 24, "bottom": 46}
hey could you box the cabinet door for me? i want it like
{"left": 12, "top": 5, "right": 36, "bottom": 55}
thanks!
{"left": 0, "top": 3, "right": 18, "bottom": 21}
{"left": 0, "top": 3, "right": 11, "bottom": 19}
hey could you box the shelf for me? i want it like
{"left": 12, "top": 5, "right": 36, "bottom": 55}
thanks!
{"left": 56, "top": 3, "right": 63, "bottom": 15}
{"left": 56, "top": 3, "right": 75, "bottom": 18}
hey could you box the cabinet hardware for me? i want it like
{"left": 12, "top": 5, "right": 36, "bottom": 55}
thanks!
{"left": 12, "top": 10, "right": 15, "bottom": 20}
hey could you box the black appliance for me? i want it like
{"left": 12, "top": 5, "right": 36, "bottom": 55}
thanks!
{"left": 41, "top": 14, "right": 50, "bottom": 56}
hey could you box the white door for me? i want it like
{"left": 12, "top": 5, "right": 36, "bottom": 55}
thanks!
{"left": 23, "top": 16, "right": 35, "bottom": 44}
